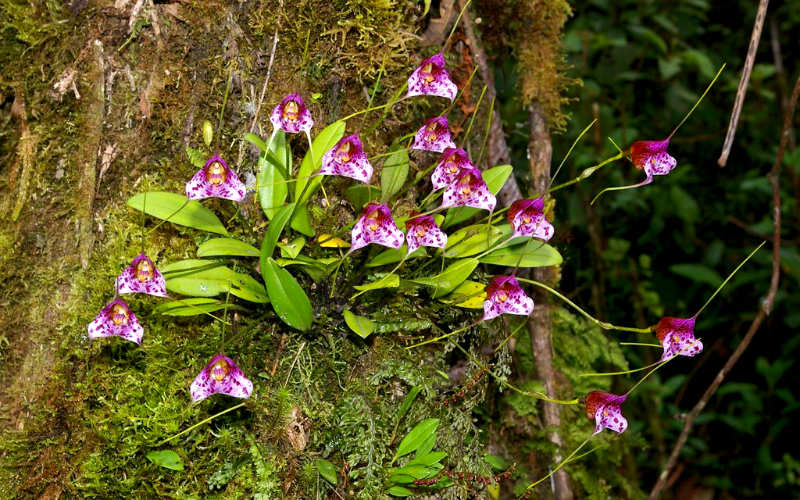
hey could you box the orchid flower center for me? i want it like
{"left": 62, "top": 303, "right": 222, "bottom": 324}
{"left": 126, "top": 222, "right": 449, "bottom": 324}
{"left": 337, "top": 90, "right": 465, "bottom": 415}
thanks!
{"left": 111, "top": 304, "right": 129, "bottom": 325}
{"left": 366, "top": 212, "right": 381, "bottom": 232}
{"left": 460, "top": 175, "right": 473, "bottom": 194}
{"left": 205, "top": 162, "right": 227, "bottom": 185}
{"left": 672, "top": 334, "right": 680, "bottom": 344}
{"left": 522, "top": 215, "right": 531, "bottom": 224}
{"left": 336, "top": 141, "right": 352, "bottom": 163}
{"left": 211, "top": 359, "right": 230, "bottom": 381}
{"left": 496, "top": 292, "right": 508, "bottom": 303}
{"left": 415, "top": 227, "right": 427, "bottom": 237}
{"left": 135, "top": 259, "right": 154, "bottom": 282}
{"left": 426, "top": 122, "right": 441, "bottom": 141}
{"left": 282, "top": 100, "right": 300, "bottom": 122}
{"left": 421, "top": 62, "right": 435, "bottom": 83}
{"left": 445, "top": 159, "right": 460, "bottom": 174}
{"left": 603, "top": 409, "right": 609, "bottom": 417}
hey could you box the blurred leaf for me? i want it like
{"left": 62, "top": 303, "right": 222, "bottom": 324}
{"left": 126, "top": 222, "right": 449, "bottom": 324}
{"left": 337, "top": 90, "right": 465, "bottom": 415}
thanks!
{"left": 146, "top": 450, "right": 183, "bottom": 471}
{"left": 262, "top": 258, "right": 313, "bottom": 331}
{"left": 438, "top": 280, "right": 486, "bottom": 309}
{"left": 154, "top": 298, "right": 239, "bottom": 316}
{"left": 397, "top": 386, "right": 421, "bottom": 421}
{"left": 394, "top": 418, "right": 439, "bottom": 462}
{"left": 386, "top": 486, "right": 413, "bottom": 497}
{"left": 381, "top": 148, "right": 409, "bottom": 200}
{"left": 202, "top": 120, "right": 213, "bottom": 148}
{"left": 345, "top": 184, "right": 381, "bottom": 211}
{"left": 366, "top": 246, "right": 426, "bottom": 267}
{"left": 318, "top": 234, "right": 350, "bottom": 248}
{"left": 295, "top": 121, "right": 346, "bottom": 203}
{"left": 343, "top": 310, "right": 375, "bottom": 339}
{"left": 669, "top": 263, "right": 722, "bottom": 287}
{"left": 278, "top": 237, "right": 305, "bottom": 259}
{"left": 478, "top": 243, "right": 562, "bottom": 268}
{"left": 257, "top": 134, "right": 289, "bottom": 219}
{"left": 444, "top": 224, "right": 513, "bottom": 258}
{"left": 315, "top": 459, "right": 337, "bottom": 485}
{"left": 127, "top": 192, "right": 228, "bottom": 235}
{"left": 410, "top": 258, "right": 479, "bottom": 298}
{"left": 162, "top": 259, "right": 268, "bottom": 303}
{"left": 197, "top": 238, "right": 259, "bottom": 258}
{"left": 353, "top": 273, "right": 400, "bottom": 295}
{"left": 261, "top": 203, "right": 295, "bottom": 259}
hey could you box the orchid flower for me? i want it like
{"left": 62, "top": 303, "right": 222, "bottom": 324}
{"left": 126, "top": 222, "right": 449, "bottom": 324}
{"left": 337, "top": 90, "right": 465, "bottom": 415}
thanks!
{"left": 656, "top": 316, "right": 703, "bottom": 362}
{"left": 431, "top": 147, "right": 473, "bottom": 190}
{"left": 482, "top": 275, "right": 534, "bottom": 321}
{"left": 185, "top": 155, "right": 246, "bottom": 202}
{"left": 87, "top": 299, "right": 143, "bottom": 344}
{"left": 190, "top": 353, "right": 253, "bottom": 402}
{"left": 407, "top": 53, "right": 458, "bottom": 101}
{"left": 318, "top": 134, "right": 373, "bottom": 183}
{"left": 350, "top": 203, "right": 404, "bottom": 252}
{"left": 116, "top": 253, "right": 167, "bottom": 297}
{"left": 441, "top": 167, "right": 496, "bottom": 211}
{"left": 270, "top": 93, "right": 313, "bottom": 134}
{"left": 405, "top": 214, "right": 447, "bottom": 254}
{"left": 412, "top": 116, "right": 456, "bottom": 153}
{"left": 585, "top": 391, "right": 628, "bottom": 435}
{"left": 507, "top": 198, "right": 554, "bottom": 240}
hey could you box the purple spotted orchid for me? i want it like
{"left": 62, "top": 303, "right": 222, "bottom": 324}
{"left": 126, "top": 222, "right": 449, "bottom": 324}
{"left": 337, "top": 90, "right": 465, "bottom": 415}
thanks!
{"left": 412, "top": 116, "right": 456, "bottom": 153}
{"left": 318, "top": 134, "right": 373, "bottom": 183}
{"left": 431, "top": 147, "right": 473, "bottom": 190}
{"left": 656, "top": 316, "right": 703, "bottom": 362}
{"left": 441, "top": 167, "right": 497, "bottom": 211}
{"left": 482, "top": 275, "right": 534, "bottom": 321}
{"left": 405, "top": 214, "right": 447, "bottom": 254}
{"left": 185, "top": 155, "right": 246, "bottom": 202}
{"left": 270, "top": 93, "right": 313, "bottom": 134}
{"left": 585, "top": 391, "right": 628, "bottom": 435}
{"left": 507, "top": 198, "right": 554, "bottom": 240}
{"left": 350, "top": 203, "right": 404, "bottom": 252}
{"left": 629, "top": 139, "right": 677, "bottom": 185}
{"left": 407, "top": 53, "right": 458, "bottom": 101}
{"left": 116, "top": 253, "right": 167, "bottom": 297}
{"left": 190, "top": 353, "right": 253, "bottom": 402}
{"left": 87, "top": 299, "right": 143, "bottom": 344}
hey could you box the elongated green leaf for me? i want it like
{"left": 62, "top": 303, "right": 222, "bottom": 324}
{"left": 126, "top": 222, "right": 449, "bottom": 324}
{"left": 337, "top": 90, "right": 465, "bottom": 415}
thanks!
{"left": 353, "top": 273, "right": 400, "bottom": 296}
{"left": 409, "top": 451, "right": 447, "bottom": 467}
{"left": 262, "top": 258, "right": 313, "bottom": 331}
{"left": 410, "top": 258, "right": 479, "bottom": 298}
{"left": 381, "top": 148, "right": 409, "bottom": 200}
{"left": 257, "top": 157, "right": 288, "bottom": 220}
{"left": 290, "top": 203, "right": 315, "bottom": 236}
{"left": 128, "top": 192, "right": 228, "bottom": 235}
{"left": 244, "top": 132, "right": 268, "bottom": 152}
{"left": 416, "top": 432, "right": 436, "bottom": 457}
{"left": 669, "top": 263, "right": 724, "bottom": 287}
{"left": 197, "top": 238, "right": 259, "bottom": 258}
{"left": 261, "top": 203, "right": 295, "bottom": 262}
{"left": 366, "top": 246, "right": 426, "bottom": 267}
{"left": 345, "top": 184, "right": 381, "bottom": 211}
{"left": 386, "top": 486, "right": 413, "bottom": 497}
{"left": 343, "top": 310, "right": 375, "bottom": 339}
{"left": 443, "top": 165, "right": 513, "bottom": 227}
{"left": 438, "top": 280, "right": 486, "bottom": 309}
{"left": 315, "top": 459, "right": 337, "bottom": 485}
{"left": 394, "top": 418, "right": 439, "bottom": 462}
{"left": 146, "top": 450, "right": 183, "bottom": 471}
{"left": 294, "top": 121, "right": 346, "bottom": 202}
{"left": 478, "top": 243, "right": 562, "bottom": 268}
{"left": 154, "top": 298, "right": 235, "bottom": 316}
{"left": 444, "top": 224, "right": 512, "bottom": 258}
{"left": 397, "top": 386, "right": 421, "bottom": 421}
{"left": 279, "top": 237, "right": 305, "bottom": 259}
{"left": 162, "top": 259, "right": 268, "bottom": 303}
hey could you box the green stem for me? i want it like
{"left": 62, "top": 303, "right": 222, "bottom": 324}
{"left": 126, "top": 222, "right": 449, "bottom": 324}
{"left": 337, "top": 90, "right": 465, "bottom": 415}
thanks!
{"left": 516, "top": 277, "right": 652, "bottom": 334}
{"left": 546, "top": 151, "right": 625, "bottom": 195}
{"left": 526, "top": 435, "right": 593, "bottom": 490}
{"left": 461, "top": 85, "right": 487, "bottom": 146}
{"left": 625, "top": 338, "right": 702, "bottom": 396}
{"left": 545, "top": 118, "right": 597, "bottom": 193}
{"left": 476, "top": 96, "right": 495, "bottom": 167}
{"left": 443, "top": 0, "right": 472, "bottom": 52}
{"left": 147, "top": 199, "right": 190, "bottom": 235}
{"left": 620, "top": 342, "right": 661, "bottom": 348}
{"left": 217, "top": 65, "right": 233, "bottom": 144}
{"left": 405, "top": 321, "right": 479, "bottom": 350}
{"left": 668, "top": 64, "right": 726, "bottom": 139}
{"left": 693, "top": 241, "right": 766, "bottom": 317}
{"left": 579, "top": 359, "right": 664, "bottom": 378}
{"left": 157, "top": 402, "right": 246, "bottom": 445}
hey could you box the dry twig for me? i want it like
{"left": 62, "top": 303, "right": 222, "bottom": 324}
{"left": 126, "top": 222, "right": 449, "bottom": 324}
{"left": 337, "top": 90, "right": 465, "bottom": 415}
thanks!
{"left": 650, "top": 73, "right": 798, "bottom": 500}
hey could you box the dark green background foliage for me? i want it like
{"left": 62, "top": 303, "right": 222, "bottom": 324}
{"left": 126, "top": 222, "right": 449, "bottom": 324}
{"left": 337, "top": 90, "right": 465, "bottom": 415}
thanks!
{"left": 1, "top": 0, "right": 798, "bottom": 498}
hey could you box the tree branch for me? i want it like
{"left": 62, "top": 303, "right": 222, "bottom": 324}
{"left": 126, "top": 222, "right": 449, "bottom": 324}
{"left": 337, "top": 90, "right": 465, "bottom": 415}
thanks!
{"left": 650, "top": 73, "right": 798, "bottom": 500}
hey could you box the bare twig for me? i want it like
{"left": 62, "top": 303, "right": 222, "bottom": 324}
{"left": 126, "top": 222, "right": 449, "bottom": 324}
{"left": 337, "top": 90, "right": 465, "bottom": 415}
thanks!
{"left": 718, "top": 0, "right": 769, "bottom": 166}
{"left": 650, "top": 73, "right": 798, "bottom": 499}
{"left": 458, "top": 0, "right": 523, "bottom": 205}
{"left": 250, "top": 29, "right": 279, "bottom": 133}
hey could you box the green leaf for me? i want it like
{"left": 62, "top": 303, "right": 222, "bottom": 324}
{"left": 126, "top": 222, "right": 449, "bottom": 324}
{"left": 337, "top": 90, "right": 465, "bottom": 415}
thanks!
{"left": 154, "top": 298, "right": 237, "bottom": 316}
{"left": 257, "top": 154, "right": 288, "bottom": 220}
{"left": 279, "top": 237, "right": 305, "bottom": 259}
{"left": 409, "top": 452, "right": 447, "bottom": 467}
{"left": 243, "top": 132, "right": 268, "bottom": 153}
{"left": 186, "top": 146, "right": 207, "bottom": 168}
{"left": 261, "top": 203, "right": 295, "bottom": 261}
{"left": 146, "top": 450, "right": 184, "bottom": 471}
{"left": 352, "top": 273, "right": 400, "bottom": 296}
{"left": 410, "top": 258, "right": 479, "bottom": 298}
{"left": 290, "top": 203, "right": 315, "bottom": 236}
{"left": 127, "top": 192, "right": 228, "bottom": 235}
{"left": 345, "top": 184, "right": 381, "bottom": 211}
{"left": 315, "top": 459, "right": 337, "bottom": 485}
{"left": 478, "top": 243, "right": 562, "bottom": 268}
{"left": 669, "top": 263, "right": 723, "bottom": 287}
{"left": 394, "top": 418, "right": 439, "bottom": 462}
{"left": 396, "top": 386, "right": 421, "bottom": 421}
{"left": 484, "top": 453, "right": 510, "bottom": 471}
{"left": 416, "top": 432, "right": 436, "bottom": 457}
{"left": 294, "top": 121, "right": 346, "bottom": 203}
{"left": 444, "top": 224, "right": 512, "bottom": 258}
{"left": 366, "top": 246, "right": 426, "bottom": 267}
{"left": 262, "top": 258, "right": 313, "bottom": 331}
{"left": 381, "top": 148, "right": 409, "bottom": 200}
{"left": 202, "top": 120, "right": 213, "bottom": 147}
{"left": 162, "top": 259, "right": 268, "bottom": 303}
{"left": 443, "top": 165, "right": 512, "bottom": 227}
{"left": 343, "top": 310, "right": 375, "bottom": 339}
{"left": 438, "top": 280, "right": 486, "bottom": 309}
{"left": 386, "top": 486, "right": 413, "bottom": 497}
{"left": 197, "top": 238, "right": 259, "bottom": 258}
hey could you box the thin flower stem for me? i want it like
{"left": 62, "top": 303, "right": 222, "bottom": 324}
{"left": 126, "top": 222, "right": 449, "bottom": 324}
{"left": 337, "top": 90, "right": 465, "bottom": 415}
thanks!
{"left": 526, "top": 435, "right": 593, "bottom": 490}
{"left": 443, "top": 0, "right": 473, "bottom": 53}
{"left": 360, "top": 63, "right": 384, "bottom": 129}
{"left": 474, "top": 234, "right": 514, "bottom": 260}
{"left": 620, "top": 342, "right": 662, "bottom": 348}
{"left": 668, "top": 64, "right": 726, "bottom": 140}
{"left": 579, "top": 359, "right": 664, "bottom": 378}
{"left": 461, "top": 85, "right": 487, "bottom": 146}
{"left": 443, "top": 66, "right": 479, "bottom": 116}
{"left": 217, "top": 65, "right": 233, "bottom": 143}
{"left": 220, "top": 289, "right": 231, "bottom": 353}
{"left": 494, "top": 320, "right": 527, "bottom": 352}
{"left": 590, "top": 175, "right": 652, "bottom": 205}
{"left": 140, "top": 190, "right": 147, "bottom": 253}
{"left": 405, "top": 321, "right": 480, "bottom": 350}
{"left": 476, "top": 96, "right": 495, "bottom": 166}
{"left": 516, "top": 277, "right": 652, "bottom": 334}
{"left": 147, "top": 199, "right": 190, "bottom": 234}
{"left": 545, "top": 118, "right": 597, "bottom": 193}
{"left": 693, "top": 241, "right": 766, "bottom": 318}
{"left": 453, "top": 343, "right": 579, "bottom": 405}
{"left": 625, "top": 339, "right": 702, "bottom": 396}
{"left": 158, "top": 402, "right": 247, "bottom": 445}
{"left": 547, "top": 151, "right": 625, "bottom": 195}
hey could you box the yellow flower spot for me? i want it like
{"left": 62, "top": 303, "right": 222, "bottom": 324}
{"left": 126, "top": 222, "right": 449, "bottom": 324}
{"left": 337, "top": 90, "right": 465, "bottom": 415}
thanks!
{"left": 282, "top": 100, "right": 299, "bottom": 122}
{"left": 603, "top": 410, "right": 609, "bottom": 417}
{"left": 111, "top": 304, "right": 129, "bottom": 325}
{"left": 415, "top": 227, "right": 427, "bottom": 237}
{"left": 336, "top": 141, "right": 352, "bottom": 163}
{"left": 421, "top": 63, "right": 435, "bottom": 83}
{"left": 211, "top": 359, "right": 229, "bottom": 381}
{"left": 136, "top": 259, "right": 154, "bottom": 282}
{"left": 522, "top": 216, "right": 531, "bottom": 224}
{"left": 497, "top": 293, "right": 508, "bottom": 303}
{"left": 205, "top": 162, "right": 227, "bottom": 185}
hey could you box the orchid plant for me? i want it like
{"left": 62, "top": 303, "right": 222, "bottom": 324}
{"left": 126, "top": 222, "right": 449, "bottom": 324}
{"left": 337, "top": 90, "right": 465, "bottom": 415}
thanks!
{"left": 85, "top": 19, "right": 761, "bottom": 497}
